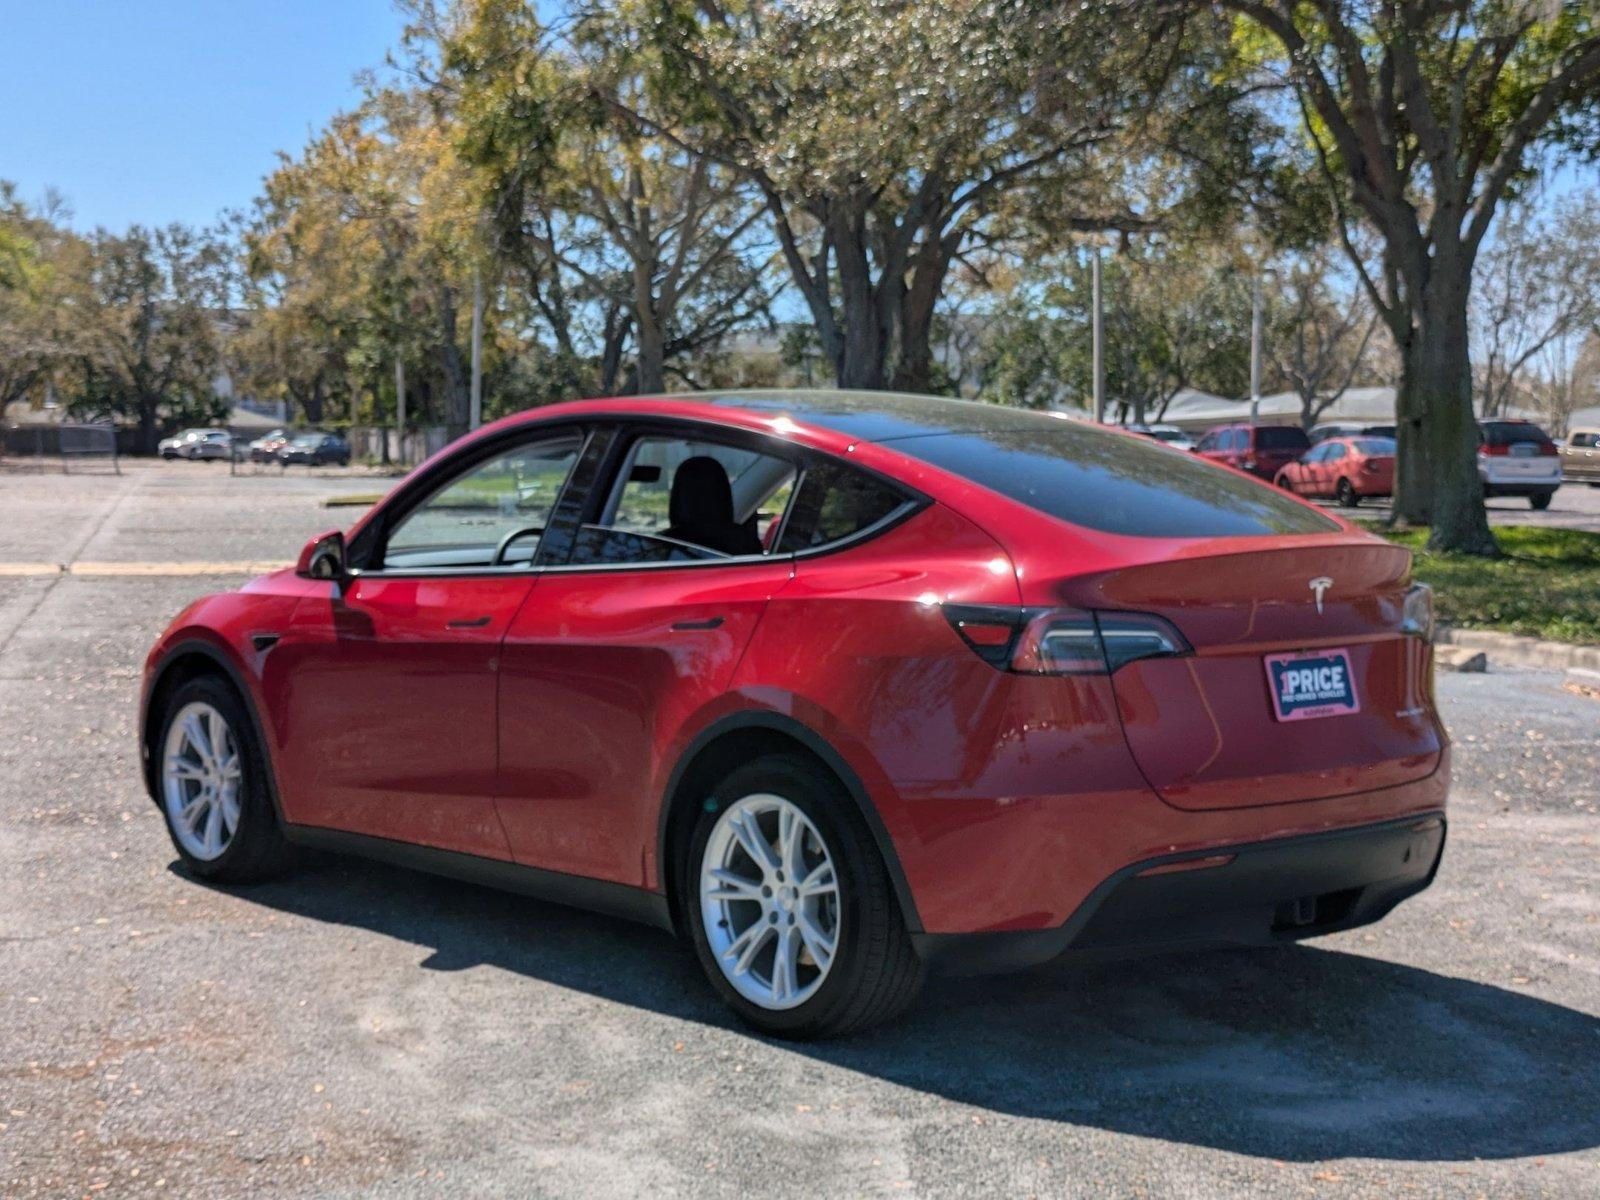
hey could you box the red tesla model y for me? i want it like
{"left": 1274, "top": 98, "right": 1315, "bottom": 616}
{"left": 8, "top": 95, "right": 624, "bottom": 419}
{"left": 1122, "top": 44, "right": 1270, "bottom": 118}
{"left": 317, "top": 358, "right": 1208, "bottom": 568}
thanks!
{"left": 141, "top": 392, "right": 1448, "bottom": 1037}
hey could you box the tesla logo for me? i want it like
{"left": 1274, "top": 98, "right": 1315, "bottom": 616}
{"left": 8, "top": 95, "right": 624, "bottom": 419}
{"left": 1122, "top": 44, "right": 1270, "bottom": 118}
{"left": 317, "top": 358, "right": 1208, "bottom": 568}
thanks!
{"left": 1309, "top": 576, "right": 1333, "bottom": 614}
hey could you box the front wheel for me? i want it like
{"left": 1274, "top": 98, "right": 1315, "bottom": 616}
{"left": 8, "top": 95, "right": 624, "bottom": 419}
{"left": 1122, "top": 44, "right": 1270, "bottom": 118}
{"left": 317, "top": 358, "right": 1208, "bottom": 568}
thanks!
{"left": 685, "top": 753, "right": 924, "bottom": 1039}
{"left": 156, "top": 677, "right": 296, "bottom": 882}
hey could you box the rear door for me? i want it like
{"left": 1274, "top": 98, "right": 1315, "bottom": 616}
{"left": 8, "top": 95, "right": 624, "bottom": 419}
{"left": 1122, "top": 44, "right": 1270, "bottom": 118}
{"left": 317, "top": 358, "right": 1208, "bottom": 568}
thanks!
{"left": 494, "top": 424, "right": 800, "bottom": 885}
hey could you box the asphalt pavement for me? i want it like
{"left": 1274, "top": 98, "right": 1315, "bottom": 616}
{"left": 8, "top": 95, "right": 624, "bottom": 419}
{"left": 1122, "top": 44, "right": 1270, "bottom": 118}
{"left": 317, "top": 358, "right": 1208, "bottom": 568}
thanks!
{"left": 2, "top": 460, "right": 1596, "bottom": 1198}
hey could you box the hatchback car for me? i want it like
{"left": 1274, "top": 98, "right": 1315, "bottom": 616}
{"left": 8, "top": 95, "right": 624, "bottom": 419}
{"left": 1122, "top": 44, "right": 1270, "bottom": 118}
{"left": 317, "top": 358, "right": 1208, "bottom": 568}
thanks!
{"left": 159, "top": 428, "right": 232, "bottom": 460}
{"left": 140, "top": 392, "right": 1448, "bottom": 1038}
{"left": 1558, "top": 428, "right": 1600, "bottom": 486}
{"left": 279, "top": 432, "right": 350, "bottom": 466}
{"left": 1274, "top": 435, "right": 1396, "bottom": 507}
{"left": 1478, "top": 419, "right": 1562, "bottom": 508}
{"left": 1194, "top": 423, "right": 1312, "bottom": 480}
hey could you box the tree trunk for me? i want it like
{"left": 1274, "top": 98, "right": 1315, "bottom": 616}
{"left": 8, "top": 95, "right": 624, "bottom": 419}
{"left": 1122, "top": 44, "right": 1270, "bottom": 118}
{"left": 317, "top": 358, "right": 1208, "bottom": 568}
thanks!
{"left": 830, "top": 211, "right": 889, "bottom": 389}
{"left": 890, "top": 229, "right": 955, "bottom": 394}
{"left": 437, "top": 293, "right": 470, "bottom": 439}
{"left": 1415, "top": 288, "right": 1498, "bottom": 555}
{"left": 137, "top": 400, "right": 158, "bottom": 456}
{"left": 1390, "top": 325, "right": 1432, "bottom": 528}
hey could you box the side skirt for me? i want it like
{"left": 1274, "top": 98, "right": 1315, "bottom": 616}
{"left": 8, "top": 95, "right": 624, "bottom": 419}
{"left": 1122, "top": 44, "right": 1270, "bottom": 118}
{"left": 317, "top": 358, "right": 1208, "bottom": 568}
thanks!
{"left": 282, "top": 824, "right": 676, "bottom": 934}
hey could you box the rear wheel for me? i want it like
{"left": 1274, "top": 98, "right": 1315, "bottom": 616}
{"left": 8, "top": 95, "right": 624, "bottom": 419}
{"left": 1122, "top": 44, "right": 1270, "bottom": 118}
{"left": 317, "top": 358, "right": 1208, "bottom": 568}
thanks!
{"left": 1336, "top": 478, "right": 1358, "bottom": 508}
{"left": 685, "top": 753, "right": 924, "bottom": 1038}
{"left": 1530, "top": 492, "right": 1553, "bottom": 510}
{"left": 157, "top": 677, "right": 296, "bottom": 882}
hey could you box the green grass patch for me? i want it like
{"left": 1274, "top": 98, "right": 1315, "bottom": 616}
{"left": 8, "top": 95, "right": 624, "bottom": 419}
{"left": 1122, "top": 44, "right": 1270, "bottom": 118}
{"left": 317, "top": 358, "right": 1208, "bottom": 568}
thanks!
{"left": 1362, "top": 523, "right": 1600, "bottom": 645}
{"left": 324, "top": 493, "right": 386, "bottom": 508}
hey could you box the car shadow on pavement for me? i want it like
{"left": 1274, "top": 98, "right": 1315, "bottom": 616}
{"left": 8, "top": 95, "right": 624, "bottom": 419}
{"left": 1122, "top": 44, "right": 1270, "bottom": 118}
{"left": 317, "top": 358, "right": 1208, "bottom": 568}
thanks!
{"left": 195, "top": 854, "right": 1600, "bottom": 1165}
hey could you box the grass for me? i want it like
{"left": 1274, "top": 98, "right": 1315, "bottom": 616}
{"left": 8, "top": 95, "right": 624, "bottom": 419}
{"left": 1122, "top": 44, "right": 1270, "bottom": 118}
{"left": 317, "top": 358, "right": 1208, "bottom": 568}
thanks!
{"left": 324, "top": 493, "right": 386, "bottom": 508}
{"left": 1363, "top": 523, "right": 1600, "bottom": 645}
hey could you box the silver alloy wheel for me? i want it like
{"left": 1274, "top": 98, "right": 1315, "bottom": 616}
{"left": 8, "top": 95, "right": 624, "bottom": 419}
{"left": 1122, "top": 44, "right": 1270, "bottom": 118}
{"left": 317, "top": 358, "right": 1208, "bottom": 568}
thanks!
{"left": 161, "top": 700, "right": 243, "bottom": 861}
{"left": 699, "top": 793, "right": 841, "bottom": 1011}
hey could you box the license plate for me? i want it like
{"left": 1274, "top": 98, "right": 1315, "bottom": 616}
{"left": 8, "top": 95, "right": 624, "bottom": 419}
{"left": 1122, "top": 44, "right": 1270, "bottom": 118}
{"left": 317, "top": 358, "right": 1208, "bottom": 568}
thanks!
{"left": 1510, "top": 443, "right": 1537, "bottom": 457}
{"left": 1264, "top": 648, "right": 1360, "bottom": 722}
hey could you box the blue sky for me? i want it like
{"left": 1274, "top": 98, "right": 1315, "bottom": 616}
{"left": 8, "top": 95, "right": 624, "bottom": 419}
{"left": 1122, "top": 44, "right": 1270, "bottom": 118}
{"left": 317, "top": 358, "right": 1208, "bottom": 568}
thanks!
{"left": 0, "top": 0, "right": 406, "bottom": 232}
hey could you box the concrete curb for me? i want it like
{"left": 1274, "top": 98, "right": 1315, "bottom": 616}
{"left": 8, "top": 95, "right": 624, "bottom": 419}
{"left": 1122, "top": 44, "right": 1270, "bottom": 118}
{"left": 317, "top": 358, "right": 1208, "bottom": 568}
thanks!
{"left": 1435, "top": 625, "right": 1600, "bottom": 673}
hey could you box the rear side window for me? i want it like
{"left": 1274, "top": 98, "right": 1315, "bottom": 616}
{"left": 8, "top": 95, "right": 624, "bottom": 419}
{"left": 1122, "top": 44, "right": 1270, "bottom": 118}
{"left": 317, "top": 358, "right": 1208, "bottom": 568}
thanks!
{"left": 1482, "top": 422, "right": 1552, "bottom": 447}
{"left": 777, "top": 461, "right": 907, "bottom": 552}
{"left": 1256, "top": 426, "right": 1311, "bottom": 451}
{"left": 1353, "top": 437, "right": 1396, "bottom": 455}
{"left": 885, "top": 426, "right": 1339, "bottom": 538}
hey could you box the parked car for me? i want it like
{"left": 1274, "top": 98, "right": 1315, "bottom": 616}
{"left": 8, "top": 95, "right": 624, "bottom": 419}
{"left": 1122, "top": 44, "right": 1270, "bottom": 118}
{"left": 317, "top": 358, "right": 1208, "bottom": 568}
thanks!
{"left": 158, "top": 428, "right": 232, "bottom": 460}
{"left": 1309, "top": 421, "right": 1396, "bottom": 444}
{"left": 1478, "top": 419, "right": 1562, "bottom": 509}
{"left": 1194, "top": 422, "right": 1312, "bottom": 480}
{"left": 140, "top": 391, "right": 1447, "bottom": 1038}
{"left": 1559, "top": 428, "right": 1600, "bottom": 486}
{"left": 278, "top": 432, "right": 350, "bottom": 466}
{"left": 249, "top": 429, "right": 291, "bottom": 463}
{"left": 1126, "top": 423, "right": 1196, "bottom": 451}
{"left": 1274, "top": 435, "right": 1395, "bottom": 507}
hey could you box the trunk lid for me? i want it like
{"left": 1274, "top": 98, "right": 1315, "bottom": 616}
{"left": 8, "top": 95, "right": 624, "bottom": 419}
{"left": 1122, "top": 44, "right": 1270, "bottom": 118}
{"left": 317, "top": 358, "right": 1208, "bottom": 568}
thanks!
{"left": 1059, "top": 537, "right": 1442, "bottom": 811}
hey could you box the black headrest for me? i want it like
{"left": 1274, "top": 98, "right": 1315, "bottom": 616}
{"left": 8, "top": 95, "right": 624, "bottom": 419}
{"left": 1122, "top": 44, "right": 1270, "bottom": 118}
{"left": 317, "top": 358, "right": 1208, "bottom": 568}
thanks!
{"left": 668, "top": 456, "right": 735, "bottom": 527}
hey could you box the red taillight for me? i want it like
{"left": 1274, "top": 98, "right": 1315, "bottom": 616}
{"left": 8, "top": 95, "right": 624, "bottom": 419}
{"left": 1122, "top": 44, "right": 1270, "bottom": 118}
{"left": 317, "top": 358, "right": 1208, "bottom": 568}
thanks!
{"left": 1480, "top": 443, "right": 1508, "bottom": 456}
{"left": 1539, "top": 441, "right": 1559, "bottom": 456}
{"left": 1362, "top": 458, "right": 1380, "bottom": 472}
{"left": 943, "top": 605, "right": 1190, "bottom": 675}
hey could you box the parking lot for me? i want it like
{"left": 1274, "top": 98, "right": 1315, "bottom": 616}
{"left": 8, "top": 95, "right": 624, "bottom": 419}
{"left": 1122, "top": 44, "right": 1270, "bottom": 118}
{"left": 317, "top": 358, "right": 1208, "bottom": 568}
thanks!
{"left": 2, "top": 460, "right": 1597, "bottom": 1198}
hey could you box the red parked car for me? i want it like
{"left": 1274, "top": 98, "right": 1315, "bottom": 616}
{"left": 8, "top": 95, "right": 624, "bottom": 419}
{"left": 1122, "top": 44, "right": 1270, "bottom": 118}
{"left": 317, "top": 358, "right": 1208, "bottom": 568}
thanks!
{"left": 140, "top": 392, "right": 1448, "bottom": 1038}
{"left": 1274, "top": 435, "right": 1396, "bottom": 507}
{"left": 1194, "top": 422, "right": 1312, "bottom": 480}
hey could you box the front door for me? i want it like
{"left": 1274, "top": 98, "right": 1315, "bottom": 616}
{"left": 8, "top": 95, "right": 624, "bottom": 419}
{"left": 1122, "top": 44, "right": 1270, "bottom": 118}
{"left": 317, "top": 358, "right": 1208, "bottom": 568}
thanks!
{"left": 268, "top": 430, "right": 584, "bottom": 857}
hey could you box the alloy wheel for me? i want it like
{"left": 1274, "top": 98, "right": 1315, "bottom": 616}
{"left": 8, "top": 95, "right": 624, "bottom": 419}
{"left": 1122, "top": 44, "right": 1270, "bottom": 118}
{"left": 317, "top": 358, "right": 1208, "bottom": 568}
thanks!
{"left": 162, "top": 700, "right": 243, "bottom": 861}
{"left": 699, "top": 793, "right": 841, "bottom": 1011}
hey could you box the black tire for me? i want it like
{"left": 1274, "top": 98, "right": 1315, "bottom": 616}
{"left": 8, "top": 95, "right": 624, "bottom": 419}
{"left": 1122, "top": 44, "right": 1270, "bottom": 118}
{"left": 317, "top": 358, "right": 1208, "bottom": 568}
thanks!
{"left": 1530, "top": 492, "right": 1552, "bottom": 510}
{"left": 683, "top": 752, "right": 925, "bottom": 1039}
{"left": 154, "top": 676, "right": 297, "bottom": 883}
{"left": 1336, "top": 477, "right": 1358, "bottom": 508}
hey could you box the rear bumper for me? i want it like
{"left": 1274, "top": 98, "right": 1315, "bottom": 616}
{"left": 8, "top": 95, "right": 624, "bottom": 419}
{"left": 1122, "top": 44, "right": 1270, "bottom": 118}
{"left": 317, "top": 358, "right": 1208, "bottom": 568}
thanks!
{"left": 912, "top": 812, "right": 1446, "bottom": 975}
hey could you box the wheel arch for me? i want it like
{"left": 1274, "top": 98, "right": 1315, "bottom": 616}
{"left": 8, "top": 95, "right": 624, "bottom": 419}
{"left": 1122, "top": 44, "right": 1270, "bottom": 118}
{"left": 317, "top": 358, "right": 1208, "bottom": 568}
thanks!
{"left": 142, "top": 638, "right": 285, "bottom": 823}
{"left": 656, "top": 712, "right": 922, "bottom": 938}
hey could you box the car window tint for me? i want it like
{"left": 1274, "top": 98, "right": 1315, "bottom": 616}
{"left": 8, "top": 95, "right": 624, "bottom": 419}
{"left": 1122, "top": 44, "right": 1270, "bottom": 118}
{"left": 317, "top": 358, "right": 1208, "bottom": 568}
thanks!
{"left": 1325, "top": 443, "right": 1347, "bottom": 461}
{"left": 1482, "top": 422, "right": 1552, "bottom": 446}
{"left": 1256, "top": 427, "right": 1311, "bottom": 450}
{"left": 383, "top": 434, "right": 582, "bottom": 570}
{"left": 1353, "top": 437, "right": 1395, "bottom": 455}
{"left": 570, "top": 434, "right": 796, "bottom": 566}
{"left": 777, "top": 461, "right": 907, "bottom": 552}
{"left": 885, "top": 425, "right": 1339, "bottom": 538}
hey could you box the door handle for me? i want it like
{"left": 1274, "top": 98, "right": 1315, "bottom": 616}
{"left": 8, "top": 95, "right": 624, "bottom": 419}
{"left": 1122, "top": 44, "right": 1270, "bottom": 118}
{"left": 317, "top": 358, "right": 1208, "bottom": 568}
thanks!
{"left": 447, "top": 615, "right": 492, "bottom": 629}
{"left": 671, "top": 616, "right": 725, "bottom": 631}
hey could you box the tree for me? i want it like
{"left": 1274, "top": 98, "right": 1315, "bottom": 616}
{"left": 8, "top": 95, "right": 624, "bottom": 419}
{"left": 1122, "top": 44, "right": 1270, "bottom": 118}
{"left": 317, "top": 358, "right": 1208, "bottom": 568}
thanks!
{"left": 1265, "top": 241, "right": 1382, "bottom": 429}
{"left": 68, "top": 225, "right": 231, "bottom": 453}
{"left": 0, "top": 185, "right": 89, "bottom": 414}
{"left": 1212, "top": 1, "right": 1600, "bottom": 554}
{"left": 1471, "top": 191, "right": 1600, "bottom": 418}
{"left": 639, "top": 0, "right": 1179, "bottom": 390}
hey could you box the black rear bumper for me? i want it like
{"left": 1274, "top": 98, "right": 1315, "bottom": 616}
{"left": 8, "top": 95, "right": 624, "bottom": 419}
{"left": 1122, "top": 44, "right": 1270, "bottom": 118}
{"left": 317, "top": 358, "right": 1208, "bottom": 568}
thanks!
{"left": 913, "top": 812, "right": 1446, "bottom": 975}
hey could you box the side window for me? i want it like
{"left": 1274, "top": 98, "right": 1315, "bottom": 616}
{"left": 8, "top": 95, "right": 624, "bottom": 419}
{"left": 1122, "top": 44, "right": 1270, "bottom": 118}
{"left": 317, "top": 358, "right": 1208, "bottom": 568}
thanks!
{"left": 382, "top": 434, "right": 583, "bottom": 570}
{"left": 777, "top": 461, "right": 906, "bottom": 553}
{"left": 1301, "top": 445, "right": 1325, "bottom": 464}
{"left": 1196, "top": 433, "right": 1217, "bottom": 452}
{"left": 1325, "top": 443, "right": 1347, "bottom": 461}
{"left": 568, "top": 434, "right": 797, "bottom": 565}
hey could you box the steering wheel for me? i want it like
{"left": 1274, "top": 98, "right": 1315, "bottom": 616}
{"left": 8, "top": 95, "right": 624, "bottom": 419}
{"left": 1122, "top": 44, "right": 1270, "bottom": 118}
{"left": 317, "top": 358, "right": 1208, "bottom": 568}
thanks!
{"left": 492, "top": 526, "right": 544, "bottom": 566}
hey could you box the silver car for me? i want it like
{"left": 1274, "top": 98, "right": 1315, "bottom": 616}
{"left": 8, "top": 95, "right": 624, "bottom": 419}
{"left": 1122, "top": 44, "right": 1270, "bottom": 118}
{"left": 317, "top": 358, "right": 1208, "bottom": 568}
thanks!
{"left": 1561, "top": 428, "right": 1600, "bottom": 486}
{"left": 158, "top": 428, "right": 232, "bottom": 460}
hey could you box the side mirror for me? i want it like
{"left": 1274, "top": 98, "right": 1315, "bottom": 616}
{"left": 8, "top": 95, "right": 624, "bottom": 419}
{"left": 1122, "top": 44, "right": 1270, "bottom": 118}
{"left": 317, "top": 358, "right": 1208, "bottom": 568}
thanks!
{"left": 296, "top": 529, "right": 348, "bottom": 585}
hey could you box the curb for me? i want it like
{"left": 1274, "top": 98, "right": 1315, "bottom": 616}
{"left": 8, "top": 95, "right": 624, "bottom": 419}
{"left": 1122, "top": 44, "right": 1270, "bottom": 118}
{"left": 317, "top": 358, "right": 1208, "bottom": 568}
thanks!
{"left": 1435, "top": 625, "right": 1600, "bottom": 673}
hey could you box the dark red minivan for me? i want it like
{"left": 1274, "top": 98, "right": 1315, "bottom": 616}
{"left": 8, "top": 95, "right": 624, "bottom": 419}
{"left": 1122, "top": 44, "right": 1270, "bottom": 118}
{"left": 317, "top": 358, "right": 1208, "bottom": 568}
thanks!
{"left": 141, "top": 392, "right": 1448, "bottom": 1038}
{"left": 1196, "top": 422, "right": 1313, "bottom": 480}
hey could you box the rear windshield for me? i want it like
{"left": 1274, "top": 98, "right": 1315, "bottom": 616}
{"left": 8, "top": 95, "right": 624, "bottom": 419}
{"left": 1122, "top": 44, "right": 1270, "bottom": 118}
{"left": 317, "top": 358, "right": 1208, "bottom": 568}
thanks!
{"left": 1353, "top": 437, "right": 1396, "bottom": 455}
{"left": 885, "top": 426, "right": 1340, "bottom": 538}
{"left": 1256, "top": 426, "right": 1311, "bottom": 450}
{"left": 1482, "top": 422, "right": 1552, "bottom": 446}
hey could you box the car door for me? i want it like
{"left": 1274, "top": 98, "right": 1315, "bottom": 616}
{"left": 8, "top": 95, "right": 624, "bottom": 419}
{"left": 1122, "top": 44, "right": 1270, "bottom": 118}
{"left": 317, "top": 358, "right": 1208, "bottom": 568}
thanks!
{"left": 494, "top": 424, "right": 802, "bottom": 887}
{"left": 266, "top": 429, "right": 585, "bottom": 857}
{"left": 1285, "top": 444, "right": 1320, "bottom": 493}
{"left": 1319, "top": 441, "right": 1347, "bottom": 496}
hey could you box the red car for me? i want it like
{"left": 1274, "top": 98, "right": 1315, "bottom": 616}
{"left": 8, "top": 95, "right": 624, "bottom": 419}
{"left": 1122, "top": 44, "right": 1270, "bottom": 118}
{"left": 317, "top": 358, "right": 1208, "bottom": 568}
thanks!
{"left": 1274, "top": 435, "right": 1397, "bottom": 507}
{"left": 1194, "top": 422, "right": 1312, "bottom": 480}
{"left": 140, "top": 392, "right": 1448, "bottom": 1038}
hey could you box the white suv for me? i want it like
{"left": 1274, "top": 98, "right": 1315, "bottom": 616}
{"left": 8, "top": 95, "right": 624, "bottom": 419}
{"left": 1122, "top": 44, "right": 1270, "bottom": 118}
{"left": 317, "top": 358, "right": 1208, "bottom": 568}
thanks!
{"left": 1478, "top": 420, "right": 1562, "bottom": 510}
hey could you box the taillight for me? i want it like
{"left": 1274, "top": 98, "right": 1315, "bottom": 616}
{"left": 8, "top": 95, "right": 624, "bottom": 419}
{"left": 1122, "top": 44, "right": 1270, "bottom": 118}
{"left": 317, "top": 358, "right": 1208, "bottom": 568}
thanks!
{"left": 1362, "top": 458, "right": 1380, "bottom": 472}
{"left": 944, "top": 605, "right": 1190, "bottom": 675}
{"left": 1480, "top": 443, "right": 1507, "bottom": 456}
{"left": 1538, "top": 441, "right": 1558, "bottom": 456}
{"left": 1401, "top": 583, "right": 1434, "bottom": 640}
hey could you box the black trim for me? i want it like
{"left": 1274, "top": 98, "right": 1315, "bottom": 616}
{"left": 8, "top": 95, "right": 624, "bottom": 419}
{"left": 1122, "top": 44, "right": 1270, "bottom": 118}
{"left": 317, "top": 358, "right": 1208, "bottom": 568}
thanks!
{"left": 282, "top": 825, "right": 674, "bottom": 931}
{"left": 912, "top": 812, "right": 1447, "bottom": 975}
{"left": 656, "top": 710, "right": 924, "bottom": 932}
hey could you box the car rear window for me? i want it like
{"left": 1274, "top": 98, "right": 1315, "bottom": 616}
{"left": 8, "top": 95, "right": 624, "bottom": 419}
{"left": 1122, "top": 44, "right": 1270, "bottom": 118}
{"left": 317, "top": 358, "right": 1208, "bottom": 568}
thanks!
{"left": 1482, "top": 422, "right": 1552, "bottom": 446}
{"left": 1353, "top": 437, "right": 1396, "bottom": 455}
{"left": 1256, "top": 426, "right": 1311, "bottom": 450}
{"left": 884, "top": 426, "right": 1339, "bottom": 538}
